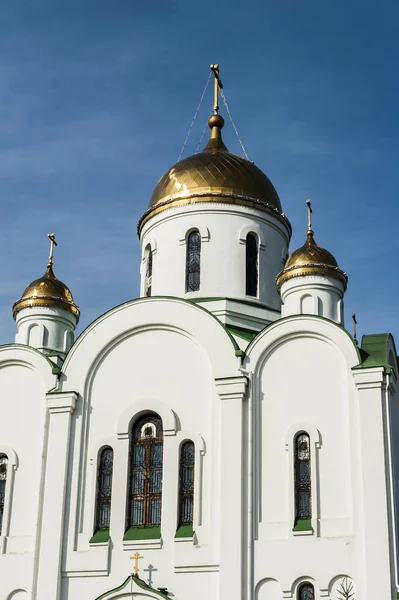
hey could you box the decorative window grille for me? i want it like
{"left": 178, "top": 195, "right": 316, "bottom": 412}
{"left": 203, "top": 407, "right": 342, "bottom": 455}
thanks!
{"left": 128, "top": 413, "right": 164, "bottom": 527}
{"left": 0, "top": 455, "right": 8, "bottom": 535}
{"left": 298, "top": 583, "right": 314, "bottom": 600}
{"left": 295, "top": 433, "right": 311, "bottom": 520}
{"left": 145, "top": 246, "right": 153, "bottom": 297}
{"left": 186, "top": 231, "right": 201, "bottom": 292}
{"left": 246, "top": 233, "right": 258, "bottom": 297}
{"left": 178, "top": 441, "right": 195, "bottom": 526}
{"left": 94, "top": 447, "right": 114, "bottom": 532}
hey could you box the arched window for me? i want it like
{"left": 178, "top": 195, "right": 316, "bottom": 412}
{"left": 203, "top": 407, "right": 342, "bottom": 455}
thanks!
{"left": 246, "top": 233, "right": 258, "bottom": 297}
{"left": 128, "top": 413, "right": 164, "bottom": 527}
{"left": 295, "top": 433, "right": 311, "bottom": 523}
{"left": 297, "top": 583, "right": 314, "bottom": 600}
{"left": 186, "top": 230, "right": 201, "bottom": 292}
{"left": 94, "top": 447, "right": 114, "bottom": 532}
{"left": 145, "top": 245, "right": 153, "bottom": 297}
{"left": 0, "top": 454, "right": 8, "bottom": 535}
{"left": 178, "top": 441, "right": 195, "bottom": 527}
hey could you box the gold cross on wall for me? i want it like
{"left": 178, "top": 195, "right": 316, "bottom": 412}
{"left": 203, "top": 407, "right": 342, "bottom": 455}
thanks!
{"left": 130, "top": 552, "right": 144, "bottom": 576}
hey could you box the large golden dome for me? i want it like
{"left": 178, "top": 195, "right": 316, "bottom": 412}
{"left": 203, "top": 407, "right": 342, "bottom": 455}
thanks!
{"left": 13, "top": 263, "right": 80, "bottom": 321}
{"left": 276, "top": 229, "right": 347, "bottom": 290}
{"left": 138, "top": 115, "right": 290, "bottom": 234}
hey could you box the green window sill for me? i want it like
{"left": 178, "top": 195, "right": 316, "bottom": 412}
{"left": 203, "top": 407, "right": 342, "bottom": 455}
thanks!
{"left": 89, "top": 529, "right": 110, "bottom": 543}
{"left": 123, "top": 525, "right": 161, "bottom": 541}
{"left": 293, "top": 518, "right": 312, "bottom": 532}
{"left": 175, "top": 524, "right": 194, "bottom": 538}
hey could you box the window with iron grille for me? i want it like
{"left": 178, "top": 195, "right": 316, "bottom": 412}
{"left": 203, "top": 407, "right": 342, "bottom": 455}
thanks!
{"left": 298, "top": 583, "right": 314, "bottom": 600}
{"left": 186, "top": 231, "right": 201, "bottom": 292}
{"left": 246, "top": 233, "right": 258, "bottom": 297}
{"left": 94, "top": 447, "right": 113, "bottom": 532}
{"left": 128, "top": 414, "right": 164, "bottom": 527}
{"left": 145, "top": 245, "right": 153, "bottom": 297}
{"left": 295, "top": 433, "right": 311, "bottom": 521}
{"left": 0, "top": 455, "right": 8, "bottom": 535}
{"left": 178, "top": 441, "right": 195, "bottom": 527}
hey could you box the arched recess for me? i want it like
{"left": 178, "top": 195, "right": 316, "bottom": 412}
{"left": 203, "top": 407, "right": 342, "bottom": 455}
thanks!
{"left": 175, "top": 431, "right": 206, "bottom": 527}
{"left": 27, "top": 323, "right": 43, "bottom": 348}
{"left": 291, "top": 576, "right": 318, "bottom": 599}
{"left": 62, "top": 297, "right": 239, "bottom": 386}
{"left": 300, "top": 294, "right": 314, "bottom": 315}
{"left": 328, "top": 574, "right": 355, "bottom": 599}
{"left": 0, "top": 346, "right": 57, "bottom": 393}
{"left": 239, "top": 223, "right": 266, "bottom": 249}
{"left": 245, "top": 314, "right": 361, "bottom": 374}
{"left": 256, "top": 577, "right": 283, "bottom": 599}
{"left": 6, "top": 590, "right": 29, "bottom": 599}
{"left": 117, "top": 398, "right": 177, "bottom": 439}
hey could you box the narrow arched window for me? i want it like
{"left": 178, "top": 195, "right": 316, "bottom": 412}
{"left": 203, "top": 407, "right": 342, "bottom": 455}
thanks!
{"left": 297, "top": 582, "right": 314, "bottom": 600}
{"left": 295, "top": 433, "right": 311, "bottom": 523}
{"left": 94, "top": 447, "right": 113, "bottom": 532}
{"left": 145, "top": 245, "right": 153, "bottom": 297}
{"left": 178, "top": 441, "right": 195, "bottom": 528}
{"left": 0, "top": 454, "right": 8, "bottom": 535}
{"left": 246, "top": 233, "right": 258, "bottom": 297}
{"left": 186, "top": 230, "right": 201, "bottom": 292}
{"left": 128, "top": 413, "right": 163, "bottom": 527}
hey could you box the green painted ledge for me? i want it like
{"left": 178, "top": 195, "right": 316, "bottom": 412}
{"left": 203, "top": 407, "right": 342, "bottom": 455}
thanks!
{"left": 123, "top": 525, "right": 161, "bottom": 541}
{"left": 175, "top": 524, "right": 194, "bottom": 538}
{"left": 89, "top": 529, "right": 110, "bottom": 543}
{"left": 293, "top": 518, "right": 312, "bottom": 532}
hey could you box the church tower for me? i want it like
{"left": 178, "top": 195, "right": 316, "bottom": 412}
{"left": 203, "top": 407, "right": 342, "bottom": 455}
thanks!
{"left": 13, "top": 233, "right": 79, "bottom": 365}
{"left": 138, "top": 65, "right": 291, "bottom": 333}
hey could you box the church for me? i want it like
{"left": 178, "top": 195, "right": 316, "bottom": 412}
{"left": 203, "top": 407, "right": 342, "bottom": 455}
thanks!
{"left": 0, "top": 65, "right": 398, "bottom": 600}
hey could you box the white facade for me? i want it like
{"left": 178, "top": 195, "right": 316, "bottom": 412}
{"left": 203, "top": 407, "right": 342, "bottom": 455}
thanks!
{"left": 1, "top": 117, "right": 399, "bottom": 600}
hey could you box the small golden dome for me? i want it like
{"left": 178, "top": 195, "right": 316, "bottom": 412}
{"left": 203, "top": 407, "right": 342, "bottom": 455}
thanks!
{"left": 138, "top": 115, "right": 289, "bottom": 234}
{"left": 13, "top": 263, "right": 80, "bottom": 321}
{"left": 276, "top": 230, "right": 348, "bottom": 290}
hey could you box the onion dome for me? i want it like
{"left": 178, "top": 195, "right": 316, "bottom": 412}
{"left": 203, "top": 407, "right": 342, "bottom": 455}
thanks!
{"left": 13, "top": 262, "right": 80, "bottom": 322}
{"left": 138, "top": 114, "right": 290, "bottom": 234}
{"left": 276, "top": 228, "right": 348, "bottom": 291}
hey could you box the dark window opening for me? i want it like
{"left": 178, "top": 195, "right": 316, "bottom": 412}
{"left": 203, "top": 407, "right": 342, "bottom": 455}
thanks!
{"left": 246, "top": 233, "right": 258, "bottom": 297}
{"left": 128, "top": 413, "right": 164, "bottom": 527}
{"left": 186, "top": 231, "right": 201, "bottom": 292}
{"left": 178, "top": 441, "right": 195, "bottom": 527}
{"left": 0, "top": 455, "right": 8, "bottom": 535}
{"left": 295, "top": 433, "right": 311, "bottom": 521}
{"left": 298, "top": 583, "right": 314, "bottom": 600}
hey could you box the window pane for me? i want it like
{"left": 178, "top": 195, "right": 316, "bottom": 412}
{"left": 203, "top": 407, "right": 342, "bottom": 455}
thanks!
{"left": 295, "top": 434, "right": 311, "bottom": 520}
{"left": 129, "top": 414, "right": 164, "bottom": 527}
{"left": 179, "top": 442, "right": 195, "bottom": 526}
{"left": 299, "top": 584, "right": 314, "bottom": 600}
{"left": 95, "top": 448, "right": 113, "bottom": 531}
{"left": 186, "top": 231, "right": 201, "bottom": 292}
{"left": 246, "top": 234, "right": 258, "bottom": 297}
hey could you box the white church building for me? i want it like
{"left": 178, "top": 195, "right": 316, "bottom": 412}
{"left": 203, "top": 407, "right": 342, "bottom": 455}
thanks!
{"left": 0, "top": 68, "right": 399, "bottom": 600}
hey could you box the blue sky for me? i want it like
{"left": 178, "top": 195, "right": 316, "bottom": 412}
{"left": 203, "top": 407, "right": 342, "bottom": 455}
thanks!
{"left": 0, "top": 0, "right": 398, "bottom": 345}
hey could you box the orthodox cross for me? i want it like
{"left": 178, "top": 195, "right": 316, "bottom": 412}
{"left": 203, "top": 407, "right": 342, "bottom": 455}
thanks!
{"left": 143, "top": 563, "right": 158, "bottom": 586}
{"left": 352, "top": 313, "right": 358, "bottom": 345}
{"left": 130, "top": 552, "right": 144, "bottom": 577}
{"left": 47, "top": 233, "right": 58, "bottom": 266}
{"left": 306, "top": 199, "right": 312, "bottom": 233}
{"left": 210, "top": 64, "right": 223, "bottom": 115}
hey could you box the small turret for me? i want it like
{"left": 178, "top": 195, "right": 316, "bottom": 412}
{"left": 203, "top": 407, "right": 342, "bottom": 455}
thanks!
{"left": 13, "top": 234, "right": 79, "bottom": 364}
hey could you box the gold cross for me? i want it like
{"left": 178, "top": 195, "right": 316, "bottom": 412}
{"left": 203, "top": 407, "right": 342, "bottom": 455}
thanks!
{"left": 306, "top": 199, "right": 312, "bottom": 233}
{"left": 210, "top": 64, "right": 223, "bottom": 115}
{"left": 47, "top": 233, "right": 58, "bottom": 265}
{"left": 130, "top": 552, "right": 144, "bottom": 576}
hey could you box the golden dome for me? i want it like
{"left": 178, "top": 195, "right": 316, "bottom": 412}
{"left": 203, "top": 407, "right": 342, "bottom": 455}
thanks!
{"left": 276, "top": 229, "right": 348, "bottom": 290}
{"left": 13, "top": 262, "right": 80, "bottom": 321}
{"left": 138, "top": 115, "right": 290, "bottom": 234}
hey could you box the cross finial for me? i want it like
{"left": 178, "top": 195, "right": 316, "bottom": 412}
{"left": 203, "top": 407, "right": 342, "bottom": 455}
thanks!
{"left": 352, "top": 313, "right": 358, "bottom": 345}
{"left": 47, "top": 233, "right": 58, "bottom": 267}
{"left": 130, "top": 552, "right": 144, "bottom": 577}
{"left": 306, "top": 199, "right": 313, "bottom": 234}
{"left": 210, "top": 64, "right": 223, "bottom": 115}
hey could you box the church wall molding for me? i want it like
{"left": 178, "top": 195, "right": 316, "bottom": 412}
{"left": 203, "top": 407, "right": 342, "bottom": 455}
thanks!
{"left": 0, "top": 345, "right": 58, "bottom": 392}
{"left": 117, "top": 398, "right": 177, "bottom": 438}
